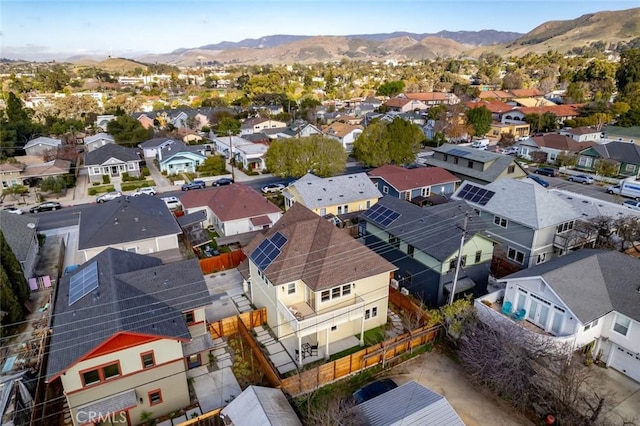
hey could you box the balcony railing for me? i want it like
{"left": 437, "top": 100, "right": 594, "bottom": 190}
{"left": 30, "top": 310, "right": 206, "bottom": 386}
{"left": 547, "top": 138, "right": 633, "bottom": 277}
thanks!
{"left": 553, "top": 229, "right": 597, "bottom": 251}
{"left": 277, "top": 296, "right": 365, "bottom": 338}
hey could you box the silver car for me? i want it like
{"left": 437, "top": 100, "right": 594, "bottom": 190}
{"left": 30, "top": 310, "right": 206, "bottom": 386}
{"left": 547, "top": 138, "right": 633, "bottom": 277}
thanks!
{"left": 132, "top": 187, "right": 157, "bottom": 196}
{"left": 568, "top": 174, "right": 594, "bottom": 184}
{"left": 96, "top": 191, "right": 122, "bottom": 203}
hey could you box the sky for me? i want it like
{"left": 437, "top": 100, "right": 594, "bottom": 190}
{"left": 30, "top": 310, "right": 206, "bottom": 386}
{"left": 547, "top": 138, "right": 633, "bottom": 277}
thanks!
{"left": 1, "top": 0, "right": 638, "bottom": 60}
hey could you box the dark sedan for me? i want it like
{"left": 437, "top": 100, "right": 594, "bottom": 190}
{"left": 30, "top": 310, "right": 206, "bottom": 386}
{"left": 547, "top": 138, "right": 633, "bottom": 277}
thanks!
{"left": 526, "top": 175, "right": 549, "bottom": 188}
{"left": 29, "top": 201, "right": 62, "bottom": 213}
{"left": 181, "top": 180, "right": 206, "bottom": 191}
{"left": 352, "top": 379, "right": 398, "bottom": 405}
{"left": 212, "top": 178, "right": 234, "bottom": 186}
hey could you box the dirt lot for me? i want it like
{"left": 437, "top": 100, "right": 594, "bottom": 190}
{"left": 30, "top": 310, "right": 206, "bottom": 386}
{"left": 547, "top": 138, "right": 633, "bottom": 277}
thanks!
{"left": 389, "top": 349, "right": 534, "bottom": 426}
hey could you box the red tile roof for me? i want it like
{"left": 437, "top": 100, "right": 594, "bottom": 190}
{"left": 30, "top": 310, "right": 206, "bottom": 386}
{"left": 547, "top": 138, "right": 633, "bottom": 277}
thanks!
{"left": 479, "top": 90, "right": 514, "bottom": 100}
{"left": 465, "top": 100, "right": 513, "bottom": 114}
{"left": 368, "top": 165, "right": 459, "bottom": 191}
{"left": 180, "top": 183, "right": 281, "bottom": 221}
{"left": 405, "top": 92, "right": 448, "bottom": 101}
{"left": 515, "top": 104, "right": 583, "bottom": 118}
{"left": 384, "top": 98, "right": 412, "bottom": 108}
{"left": 509, "top": 88, "right": 543, "bottom": 97}
{"left": 243, "top": 203, "right": 396, "bottom": 290}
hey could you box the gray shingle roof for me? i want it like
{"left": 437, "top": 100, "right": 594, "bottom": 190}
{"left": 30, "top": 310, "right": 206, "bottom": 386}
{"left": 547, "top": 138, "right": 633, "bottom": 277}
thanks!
{"left": 286, "top": 173, "right": 382, "bottom": 209}
{"left": 503, "top": 249, "right": 640, "bottom": 323}
{"left": 453, "top": 178, "right": 580, "bottom": 229}
{"left": 221, "top": 386, "right": 302, "bottom": 426}
{"left": 355, "top": 381, "right": 465, "bottom": 426}
{"left": 159, "top": 141, "right": 206, "bottom": 160}
{"left": 425, "top": 143, "right": 523, "bottom": 184}
{"left": 24, "top": 136, "right": 61, "bottom": 149}
{"left": 84, "top": 143, "right": 140, "bottom": 166}
{"left": 549, "top": 189, "right": 640, "bottom": 220}
{"left": 46, "top": 249, "right": 209, "bottom": 380}
{"left": 589, "top": 142, "right": 640, "bottom": 164}
{"left": 138, "top": 137, "right": 178, "bottom": 148}
{"left": 84, "top": 133, "right": 114, "bottom": 144}
{"left": 0, "top": 211, "right": 39, "bottom": 262}
{"left": 78, "top": 196, "right": 181, "bottom": 250}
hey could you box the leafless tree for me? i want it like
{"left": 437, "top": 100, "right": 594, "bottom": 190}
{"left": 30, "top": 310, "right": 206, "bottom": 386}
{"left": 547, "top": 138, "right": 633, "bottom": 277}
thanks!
{"left": 302, "top": 390, "right": 360, "bottom": 426}
{"left": 615, "top": 216, "right": 640, "bottom": 253}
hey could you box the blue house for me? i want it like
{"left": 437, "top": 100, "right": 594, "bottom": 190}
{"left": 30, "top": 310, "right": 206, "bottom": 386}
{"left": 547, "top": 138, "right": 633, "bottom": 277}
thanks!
{"left": 158, "top": 141, "right": 207, "bottom": 176}
{"left": 367, "top": 164, "right": 459, "bottom": 205}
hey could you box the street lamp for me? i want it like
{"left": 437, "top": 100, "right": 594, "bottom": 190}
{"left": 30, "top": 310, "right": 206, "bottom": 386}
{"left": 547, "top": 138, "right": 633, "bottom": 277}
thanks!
{"left": 228, "top": 130, "right": 235, "bottom": 181}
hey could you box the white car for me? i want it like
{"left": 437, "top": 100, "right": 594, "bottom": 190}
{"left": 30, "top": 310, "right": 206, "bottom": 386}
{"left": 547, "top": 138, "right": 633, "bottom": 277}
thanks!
{"left": 261, "top": 183, "right": 285, "bottom": 194}
{"left": 623, "top": 200, "right": 640, "bottom": 211}
{"left": 96, "top": 191, "right": 122, "bottom": 203}
{"left": 132, "top": 187, "right": 157, "bottom": 196}
{"left": 2, "top": 206, "right": 23, "bottom": 215}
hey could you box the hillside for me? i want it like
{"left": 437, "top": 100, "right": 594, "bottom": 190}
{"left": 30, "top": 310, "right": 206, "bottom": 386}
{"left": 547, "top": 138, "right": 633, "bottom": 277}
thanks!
{"left": 470, "top": 7, "right": 640, "bottom": 56}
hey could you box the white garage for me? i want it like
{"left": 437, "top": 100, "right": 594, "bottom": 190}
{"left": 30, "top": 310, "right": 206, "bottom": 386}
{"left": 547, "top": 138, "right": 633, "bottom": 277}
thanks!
{"left": 609, "top": 344, "right": 640, "bottom": 383}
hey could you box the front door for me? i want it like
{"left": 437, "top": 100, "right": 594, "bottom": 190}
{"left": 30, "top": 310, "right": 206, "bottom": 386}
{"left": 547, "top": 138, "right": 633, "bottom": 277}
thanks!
{"left": 527, "top": 297, "right": 551, "bottom": 330}
{"left": 110, "top": 166, "right": 119, "bottom": 177}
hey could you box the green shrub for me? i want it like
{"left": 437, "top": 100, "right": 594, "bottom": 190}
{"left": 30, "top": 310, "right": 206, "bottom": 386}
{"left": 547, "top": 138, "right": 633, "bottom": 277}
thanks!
{"left": 122, "top": 172, "right": 131, "bottom": 181}
{"left": 88, "top": 188, "right": 97, "bottom": 195}
{"left": 102, "top": 175, "right": 110, "bottom": 184}
{"left": 142, "top": 167, "right": 150, "bottom": 176}
{"left": 92, "top": 182, "right": 100, "bottom": 186}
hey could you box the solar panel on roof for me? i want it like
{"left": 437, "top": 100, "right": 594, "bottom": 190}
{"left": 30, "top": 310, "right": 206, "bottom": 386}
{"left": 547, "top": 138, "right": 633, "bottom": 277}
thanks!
{"left": 447, "top": 149, "right": 470, "bottom": 157}
{"left": 271, "top": 231, "right": 288, "bottom": 249}
{"left": 68, "top": 261, "right": 99, "bottom": 306}
{"left": 250, "top": 232, "right": 288, "bottom": 271}
{"left": 362, "top": 204, "right": 401, "bottom": 228}
{"left": 457, "top": 183, "right": 495, "bottom": 206}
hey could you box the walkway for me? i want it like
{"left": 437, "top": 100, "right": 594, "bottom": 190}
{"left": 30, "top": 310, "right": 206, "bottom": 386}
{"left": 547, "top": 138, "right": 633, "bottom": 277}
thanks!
{"left": 144, "top": 157, "right": 174, "bottom": 191}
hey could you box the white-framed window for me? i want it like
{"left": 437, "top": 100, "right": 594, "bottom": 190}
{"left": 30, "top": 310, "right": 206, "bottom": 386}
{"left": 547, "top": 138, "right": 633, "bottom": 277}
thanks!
{"left": 321, "top": 290, "right": 330, "bottom": 302}
{"left": 421, "top": 187, "right": 431, "bottom": 197}
{"left": 536, "top": 253, "right": 547, "bottom": 264}
{"left": 613, "top": 314, "right": 631, "bottom": 336}
{"left": 319, "top": 208, "right": 326, "bottom": 216}
{"left": 578, "top": 156, "right": 593, "bottom": 167}
{"left": 449, "top": 255, "right": 467, "bottom": 271}
{"left": 128, "top": 163, "right": 136, "bottom": 170}
{"left": 126, "top": 247, "right": 137, "bottom": 253}
{"left": 475, "top": 250, "right": 482, "bottom": 263}
{"left": 287, "top": 283, "right": 296, "bottom": 295}
{"left": 583, "top": 318, "right": 599, "bottom": 332}
{"left": 507, "top": 247, "right": 525, "bottom": 264}
{"left": 493, "top": 216, "right": 508, "bottom": 228}
{"left": 92, "top": 167, "right": 100, "bottom": 174}
{"left": 365, "top": 306, "right": 378, "bottom": 320}
{"left": 556, "top": 221, "right": 574, "bottom": 233}
{"left": 625, "top": 164, "right": 636, "bottom": 173}
{"left": 320, "top": 284, "right": 352, "bottom": 303}
{"left": 366, "top": 200, "right": 371, "bottom": 208}
{"left": 383, "top": 186, "right": 389, "bottom": 194}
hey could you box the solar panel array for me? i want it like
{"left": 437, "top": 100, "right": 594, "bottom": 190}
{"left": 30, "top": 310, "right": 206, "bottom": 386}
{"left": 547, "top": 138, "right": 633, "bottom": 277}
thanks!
{"left": 69, "top": 261, "right": 99, "bottom": 306}
{"left": 446, "top": 148, "right": 470, "bottom": 157}
{"left": 457, "top": 183, "right": 495, "bottom": 206}
{"left": 250, "top": 231, "right": 288, "bottom": 271}
{"left": 362, "top": 203, "right": 402, "bottom": 227}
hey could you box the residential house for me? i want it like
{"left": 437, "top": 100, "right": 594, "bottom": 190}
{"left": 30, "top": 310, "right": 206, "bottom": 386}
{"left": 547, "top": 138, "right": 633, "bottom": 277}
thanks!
{"left": 465, "top": 100, "right": 514, "bottom": 122}
{"left": 575, "top": 142, "right": 640, "bottom": 178}
{"left": 23, "top": 136, "right": 61, "bottom": 156}
{"left": 94, "top": 115, "right": 116, "bottom": 131}
{"left": 46, "top": 248, "right": 210, "bottom": 426}
{"left": 242, "top": 203, "right": 396, "bottom": 363}
{"left": 334, "top": 114, "right": 363, "bottom": 125}
{"left": 0, "top": 162, "right": 25, "bottom": 188}
{"left": 212, "top": 136, "right": 268, "bottom": 171}
{"left": 603, "top": 126, "right": 640, "bottom": 144}
{"left": 21, "top": 159, "right": 72, "bottom": 184}
{"left": 321, "top": 122, "right": 363, "bottom": 152}
{"left": 0, "top": 371, "right": 36, "bottom": 426}
{"left": 501, "top": 104, "right": 582, "bottom": 126}
{"left": 220, "top": 386, "right": 302, "bottom": 426}
{"left": 423, "top": 143, "right": 528, "bottom": 185}
{"left": 360, "top": 196, "right": 493, "bottom": 306}
{"left": 0, "top": 211, "right": 39, "bottom": 279}
{"left": 157, "top": 141, "right": 206, "bottom": 176}
{"left": 240, "top": 118, "right": 287, "bottom": 135}
{"left": 78, "top": 196, "right": 182, "bottom": 262}
{"left": 354, "top": 381, "right": 465, "bottom": 426}
{"left": 367, "top": 165, "right": 459, "bottom": 203}
{"left": 384, "top": 97, "right": 428, "bottom": 113}
{"left": 451, "top": 178, "right": 586, "bottom": 270}
{"left": 478, "top": 90, "right": 515, "bottom": 101}
{"left": 489, "top": 121, "right": 530, "bottom": 139}
{"left": 283, "top": 172, "right": 382, "bottom": 217}
{"left": 132, "top": 112, "right": 155, "bottom": 129}
{"left": 510, "top": 98, "right": 557, "bottom": 108}
{"left": 84, "top": 133, "right": 115, "bottom": 153}
{"left": 138, "top": 137, "right": 179, "bottom": 158}
{"left": 404, "top": 92, "right": 459, "bottom": 107}
{"left": 509, "top": 88, "right": 544, "bottom": 98}
{"left": 180, "top": 184, "right": 282, "bottom": 236}
{"left": 559, "top": 127, "right": 603, "bottom": 143}
{"left": 476, "top": 249, "right": 640, "bottom": 383}
{"left": 516, "top": 134, "right": 597, "bottom": 164}
{"left": 85, "top": 144, "right": 141, "bottom": 183}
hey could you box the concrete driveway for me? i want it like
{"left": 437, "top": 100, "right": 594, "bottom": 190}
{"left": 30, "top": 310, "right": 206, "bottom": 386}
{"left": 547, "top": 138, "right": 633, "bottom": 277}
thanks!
{"left": 587, "top": 364, "right": 640, "bottom": 425}
{"left": 389, "top": 350, "right": 534, "bottom": 426}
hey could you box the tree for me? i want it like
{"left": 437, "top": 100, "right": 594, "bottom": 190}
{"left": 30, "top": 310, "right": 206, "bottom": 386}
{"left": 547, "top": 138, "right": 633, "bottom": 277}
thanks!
{"left": 524, "top": 112, "right": 558, "bottom": 133}
{"left": 1, "top": 185, "right": 29, "bottom": 203}
{"left": 616, "top": 49, "right": 640, "bottom": 95}
{"left": 617, "top": 106, "right": 640, "bottom": 127}
{"left": 531, "top": 151, "right": 549, "bottom": 164}
{"left": 465, "top": 106, "right": 492, "bottom": 137}
{"left": 376, "top": 80, "right": 405, "bottom": 97}
{"left": 106, "top": 115, "right": 154, "bottom": 146}
{"left": 353, "top": 118, "right": 423, "bottom": 167}
{"left": 564, "top": 81, "right": 588, "bottom": 104}
{"left": 265, "top": 135, "right": 346, "bottom": 178}
{"left": 39, "top": 176, "right": 68, "bottom": 194}
{"left": 216, "top": 117, "right": 241, "bottom": 136}
{"left": 0, "top": 231, "right": 30, "bottom": 334}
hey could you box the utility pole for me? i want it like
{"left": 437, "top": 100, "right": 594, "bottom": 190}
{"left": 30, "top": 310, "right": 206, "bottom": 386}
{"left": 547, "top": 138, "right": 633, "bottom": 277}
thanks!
{"left": 449, "top": 212, "right": 469, "bottom": 305}
{"left": 228, "top": 130, "right": 235, "bottom": 181}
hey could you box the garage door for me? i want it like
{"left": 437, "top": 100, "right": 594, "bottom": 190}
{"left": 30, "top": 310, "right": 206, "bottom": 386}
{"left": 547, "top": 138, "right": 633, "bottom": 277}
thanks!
{"left": 610, "top": 345, "right": 640, "bottom": 383}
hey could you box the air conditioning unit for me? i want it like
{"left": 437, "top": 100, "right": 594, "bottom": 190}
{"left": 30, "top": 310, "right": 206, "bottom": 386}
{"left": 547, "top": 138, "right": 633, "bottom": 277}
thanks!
{"left": 400, "top": 287, "right": 410, "bottom": 296}
{"left": 390, "top": 279, "right": 399, "bottom": 289}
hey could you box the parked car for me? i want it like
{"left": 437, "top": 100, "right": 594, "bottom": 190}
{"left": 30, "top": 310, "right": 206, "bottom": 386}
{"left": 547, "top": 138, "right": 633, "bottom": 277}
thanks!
{"left": 132, "top": 187, "right": 157, "bottom": 196}
{"left": 534, "top": 167, "right": 558, "bottom": 177}
{"left": 181, "top": 180, "right": 206, "bottom": 191}
{"left": 29, "top": 201, "right": 62, "bottom": 213}
{"left": 161, "top": 196, "right": 182, "bottom": 211}
{"left": 2, "top": 206, "right": 23, "bottom": 214}
{"left": 96, "top": 191, "right": 122, "bottom": 203}
{"left": 527, "top": 175, "right": 549, "bottom": 188}
{"left": 261, "top": 183, "right": 285, "bottom": 194}
{"left": 568, "top": 174, "right": 595, "bottom": 185}
{"left": 352, "top": 379, "right": 398, "bottom": 405}
{"left": 622, "top": 200, "right": 640, "bottom": 211}
{"left": 212, "top": 178, "right": 234, "bottom": 187}
{"left": 501, "top": 146, "right": 519, "bottom": 156}
{"left": 606, "top": 184, "right": 621, "bottom": 194}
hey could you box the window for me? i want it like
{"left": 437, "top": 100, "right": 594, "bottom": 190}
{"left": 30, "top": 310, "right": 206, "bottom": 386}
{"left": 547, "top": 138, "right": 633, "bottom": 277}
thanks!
{"left": 126, "top": 247, "right": 137, "bottom": 253}
{"left": 443, "top": 154, "right": 448, "bottom": 161}
{"left": 332, "top": 287, "right": 341, "bottom": 299}
{"left": 625, "top": 164, "right": 637, "bottom": 172}
{"left": 128, "top": 163, "right": 136, "bottom": 170}
{"left": 187, "top": 354, "right": 201, "bottom": 369}
{"left": 343, "top": 205, "right": 349, "bottom": 213}
{"left": 536, "top": 253, "right": 547, "bottom": 264}
{"left": 365, "top": 309, "right": 371, "bottom": 320}
{"left": 321, "top": 290, "right": 330, "bottom": 302}
{"left": 475, "top": 250, "right": 482, "bottom": 263}
{"left": 454, "top": 157, "right": 459, "bottom": 164}
{"left": 408, "top": 245, "right": 415, "bottom": 258}
{"left": 421, "top": 187, "right": 431, "bottom": 197}
{"left": 383, "top": 186, "right": 389, "bottom": 194}
{"left": 287, "top": 283, "right": 296, "bottom": 295}
{"left": 613, "top": 314, "right": 631, "bottom": 336}
{"left": 389, "top": 236, "right": 400, "bottom": 248}
{"left": 319, "top": 208, "right": 326, "bottom": 216}
{"left": 507, "top": 248, "right": 525, "bottom": 264}
{"left": 467, "top": 161, "right": 473, "bottom": 168}
{"left": 507, "top": 165, "right": 515, "bottom": 174}
{"left": 183, "top": 311, "right": 195, "bottom": 324}
{"left": 148, "top": 389, "right": 163, "bottom": 406}
{"left": 141, "top": 352, "right": 155, "bottom": 369}
{"left": 556, "top": 221, "right": 574, "bottom": 233}
{"left": 80, "top": 362, "right": 121, "bottom": 387}
{"left": 342, "top": 284, "right": 351, "bottom": 296}
{"left": 583, "top": 318, "right": 599, "bottom": 332}
{"left": 331, "top": 325, "right": 337, "bottom": 332}
{"left": 92, "top": 167, "right": 100, "bottom": 174}
{"left": 366, "top": 200, "right": 371, "bottom": 209}
{"left": 337, "top": 205, "right": 342, "bottom": 214}
{"left": 365, "top": 307, "right": 378, "bottom": 320}
{"left": 448, "top": 255, "right": 466, "bottom": 272}
{"left": 493, "top": 216, "right": 508, "bottom": 228}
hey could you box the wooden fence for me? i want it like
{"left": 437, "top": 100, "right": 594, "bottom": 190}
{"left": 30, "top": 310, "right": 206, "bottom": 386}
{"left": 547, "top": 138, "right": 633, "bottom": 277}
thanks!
{"left": 388, "top": 286, "right": 430, "bottom": 326}
{"left": 237, "top": 317, "right": 282, "bottom": 388}
{"left": 280, "top": 324, "right": 441, "bottom": 396}
{"left": 199, "top": 251, "right": 246, "bottom": 275}
{"left": 208, "top": 307, "right": 266, "bottom": 339}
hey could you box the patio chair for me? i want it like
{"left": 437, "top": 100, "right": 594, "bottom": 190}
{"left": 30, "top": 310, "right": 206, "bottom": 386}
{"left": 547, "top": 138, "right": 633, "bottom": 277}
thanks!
{"left": 310, "top": 344, "right": 318, "bottom": 356}
{"left": 501, "top": 301, "right": 513, "bottom": 316}
{"left": 513, "top": 309, "right": 526, "bottom": 321}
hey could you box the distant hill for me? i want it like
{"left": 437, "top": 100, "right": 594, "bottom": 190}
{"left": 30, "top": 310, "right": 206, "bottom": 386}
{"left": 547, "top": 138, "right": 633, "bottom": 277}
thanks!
{"left": 72, "top": 57, "right": 148, "bottom": 72}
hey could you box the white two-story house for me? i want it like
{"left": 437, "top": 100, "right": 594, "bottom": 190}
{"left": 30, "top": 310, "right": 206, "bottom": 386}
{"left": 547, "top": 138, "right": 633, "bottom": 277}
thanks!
{"left": 476, "top": 249, "right": 640, "bottom": 383}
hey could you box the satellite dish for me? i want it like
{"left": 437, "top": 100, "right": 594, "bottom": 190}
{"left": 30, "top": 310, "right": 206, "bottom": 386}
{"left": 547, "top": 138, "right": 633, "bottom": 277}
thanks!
{"left": 27, "top": 223, "right": 36, "bottom": 229}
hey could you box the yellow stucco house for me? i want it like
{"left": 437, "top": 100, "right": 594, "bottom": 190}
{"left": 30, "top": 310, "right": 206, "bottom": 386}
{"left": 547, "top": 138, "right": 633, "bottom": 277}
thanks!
{"left": 282, "top": 172, "right": 382, "bottom": 219}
